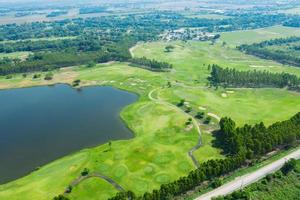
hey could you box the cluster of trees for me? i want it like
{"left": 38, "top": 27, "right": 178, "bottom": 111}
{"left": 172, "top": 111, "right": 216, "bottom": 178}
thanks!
{"left": 46, "top": 11, "right": 68, "bottom": 18}
{"left": 238, "top": 37, "right": 300, "bottom": 67}
{"left": 0, "top": 36, "right": 107, "bottom": 53}
{"left": 209, "top": 65, "right": 300, "bottom": 91}
{"left": 108, "top": 112, "right": 300, "bottom": 200}
{"left": 283, "top": 16, "right": 300, "bottom": 27}
{"left": 130, "top": 57, "right": 172, "bottom": 71}
{"left": 0, "top": 35, "right": 135, "bottom": 75}
{"left": 79, "top": 7, "right": 107, "bottom": 14}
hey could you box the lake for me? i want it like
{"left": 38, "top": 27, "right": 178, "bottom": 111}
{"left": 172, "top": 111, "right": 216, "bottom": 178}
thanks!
{"left": 0, "top": 84, "right": 137, "bottom": 184}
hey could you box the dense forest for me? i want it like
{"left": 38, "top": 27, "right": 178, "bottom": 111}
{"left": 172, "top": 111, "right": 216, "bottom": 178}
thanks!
{"left": 104, "top": 112, "right": 300, "bottom": 200}
{"left": 238, "top": 37, "right": 300, "bottom": 67}
{"left": 0, "top": 36, "right": 135, "bottom": 75}
{"left": 208, "top": 65, "right": 300, "bottom": 91}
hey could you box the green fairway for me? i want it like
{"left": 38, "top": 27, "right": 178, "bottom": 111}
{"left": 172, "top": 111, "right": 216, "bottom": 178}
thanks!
{"left": 156, "top": 86, "right": 300, "bottom": 125}
{"left": 133, "top": 40, "right": 300, "bottom": 83}
{"left": 220, "top": 25, "right": 300, "bottom": 46}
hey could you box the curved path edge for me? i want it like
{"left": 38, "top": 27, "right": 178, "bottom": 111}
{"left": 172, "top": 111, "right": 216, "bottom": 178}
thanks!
{"left": 65, "top": 172, "right": 125, "bottom": 195}
{"left": 148, "top": 88, "right": 202, "bottom": 168}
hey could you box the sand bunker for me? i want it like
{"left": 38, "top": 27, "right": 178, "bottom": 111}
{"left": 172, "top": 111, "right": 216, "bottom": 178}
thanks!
{"left": 221, "top": 93, "right": 227, "bottom": 98}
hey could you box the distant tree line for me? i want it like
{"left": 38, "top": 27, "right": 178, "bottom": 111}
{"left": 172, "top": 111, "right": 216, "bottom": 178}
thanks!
{"left": 238, "top": 37, "right": 300, "bottom": 67}
{"left": 46, "top": 11, "right": 68, "bottom": 18}
{"left": 208, "top": 65, "right": 300, "bottom": 91}
{"left": 0, "top": 36, "right": 106, "bottom": 53}
{"left": 0, "top": 12, "right": 298, "bottom": 41}
{"left": 129, "top": 57, "right": 172, "bottom": 71}
{"left": 107, "top": 112, "right": 300, "bottom": 200}
{"left": 79, "top": 7, "right": 107, "bottom": 14}
{"left": 0, "top": 37, "right": 134, "bottom": 75}
{"left": 283, "top": 16, "right": 300, "bottom": 27}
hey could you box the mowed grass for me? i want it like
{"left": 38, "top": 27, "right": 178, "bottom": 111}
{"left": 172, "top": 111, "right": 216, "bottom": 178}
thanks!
{"left": 193, "top": 133, "right": 224, "bottom": 163}
{"left": 220, "top": 25, "right": 300, "bottom": 46}
{"left": 133, "top": 40, "right": 300, "bottom": 83}
{"left": 157, "top": 86, "right": 300, "bottom": 126}
{"left": 133, "top": 39, "right": 300, "bottom": 125}
{"left": 68, "top": 177, "right": 120, "bottom": 200}
{"left": 0, "top": 63, "right": 224, "bottom": 199}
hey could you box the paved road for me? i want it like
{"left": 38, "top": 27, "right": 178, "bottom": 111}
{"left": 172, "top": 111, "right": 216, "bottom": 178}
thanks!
{"left": 195, "top": 148, "right": 300, "bottom": 200}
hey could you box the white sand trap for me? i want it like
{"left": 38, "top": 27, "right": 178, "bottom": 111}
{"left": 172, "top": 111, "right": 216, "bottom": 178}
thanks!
{"left": 184, "top": 101, "right": 190, "bottom": 106}
{"left": 207, "top": 113, "right": 221, "bottom": 121}
{"left": 226, "top": 90, "right": 234, "bottom": 94}
{"left": 250, "top": 65, "right": 275, "bottom": 68}
{"left": 198, "top": 106, "right": 206, "bottom": 111}
{"left": 221, "top": 93, "right": 227, "bottom": 98}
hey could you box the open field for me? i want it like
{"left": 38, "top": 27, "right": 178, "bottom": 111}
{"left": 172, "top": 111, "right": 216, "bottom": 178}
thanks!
{"left": 220, "top": 25, "right": 300, "bottom": 46}
{"left": 133, "top": 41, "right": 300, "bottom": 85}
{"left": 0, "top": 51, "right": 30, "bottom": 60}
{"left": 183, "top": 13, "right": 231, "bottom": 19}
{"left": 156, "top": 86, "right": 300, "bottom": 126}
{"left": 278, "top": 7, "right": 300, "bottom": 15}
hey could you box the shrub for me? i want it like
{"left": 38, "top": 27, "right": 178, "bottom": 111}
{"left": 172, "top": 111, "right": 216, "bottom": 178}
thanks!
{"left": 81, "top": 168, "right": 89, "bottom": 176}
{"left": 44, "top": 73, "right": 53, "bottom": 80}
{"left": 5, "top": 75, "right": 12, "bottom": 79}
{"left": 177, "top": 99, "right": 185, "bottom": 107}
{"left": 33, "top": 74, "right": 41, "bottom": 79}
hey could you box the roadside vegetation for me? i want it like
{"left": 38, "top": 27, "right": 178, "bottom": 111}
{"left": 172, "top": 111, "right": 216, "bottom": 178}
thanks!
{"left": 215, "top": 159, "right": 300, "bottom": 200}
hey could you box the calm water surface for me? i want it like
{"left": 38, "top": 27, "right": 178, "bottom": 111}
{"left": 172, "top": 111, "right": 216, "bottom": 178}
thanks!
{"left": 0, "top": 84, "right": 137, "bottom": 184}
